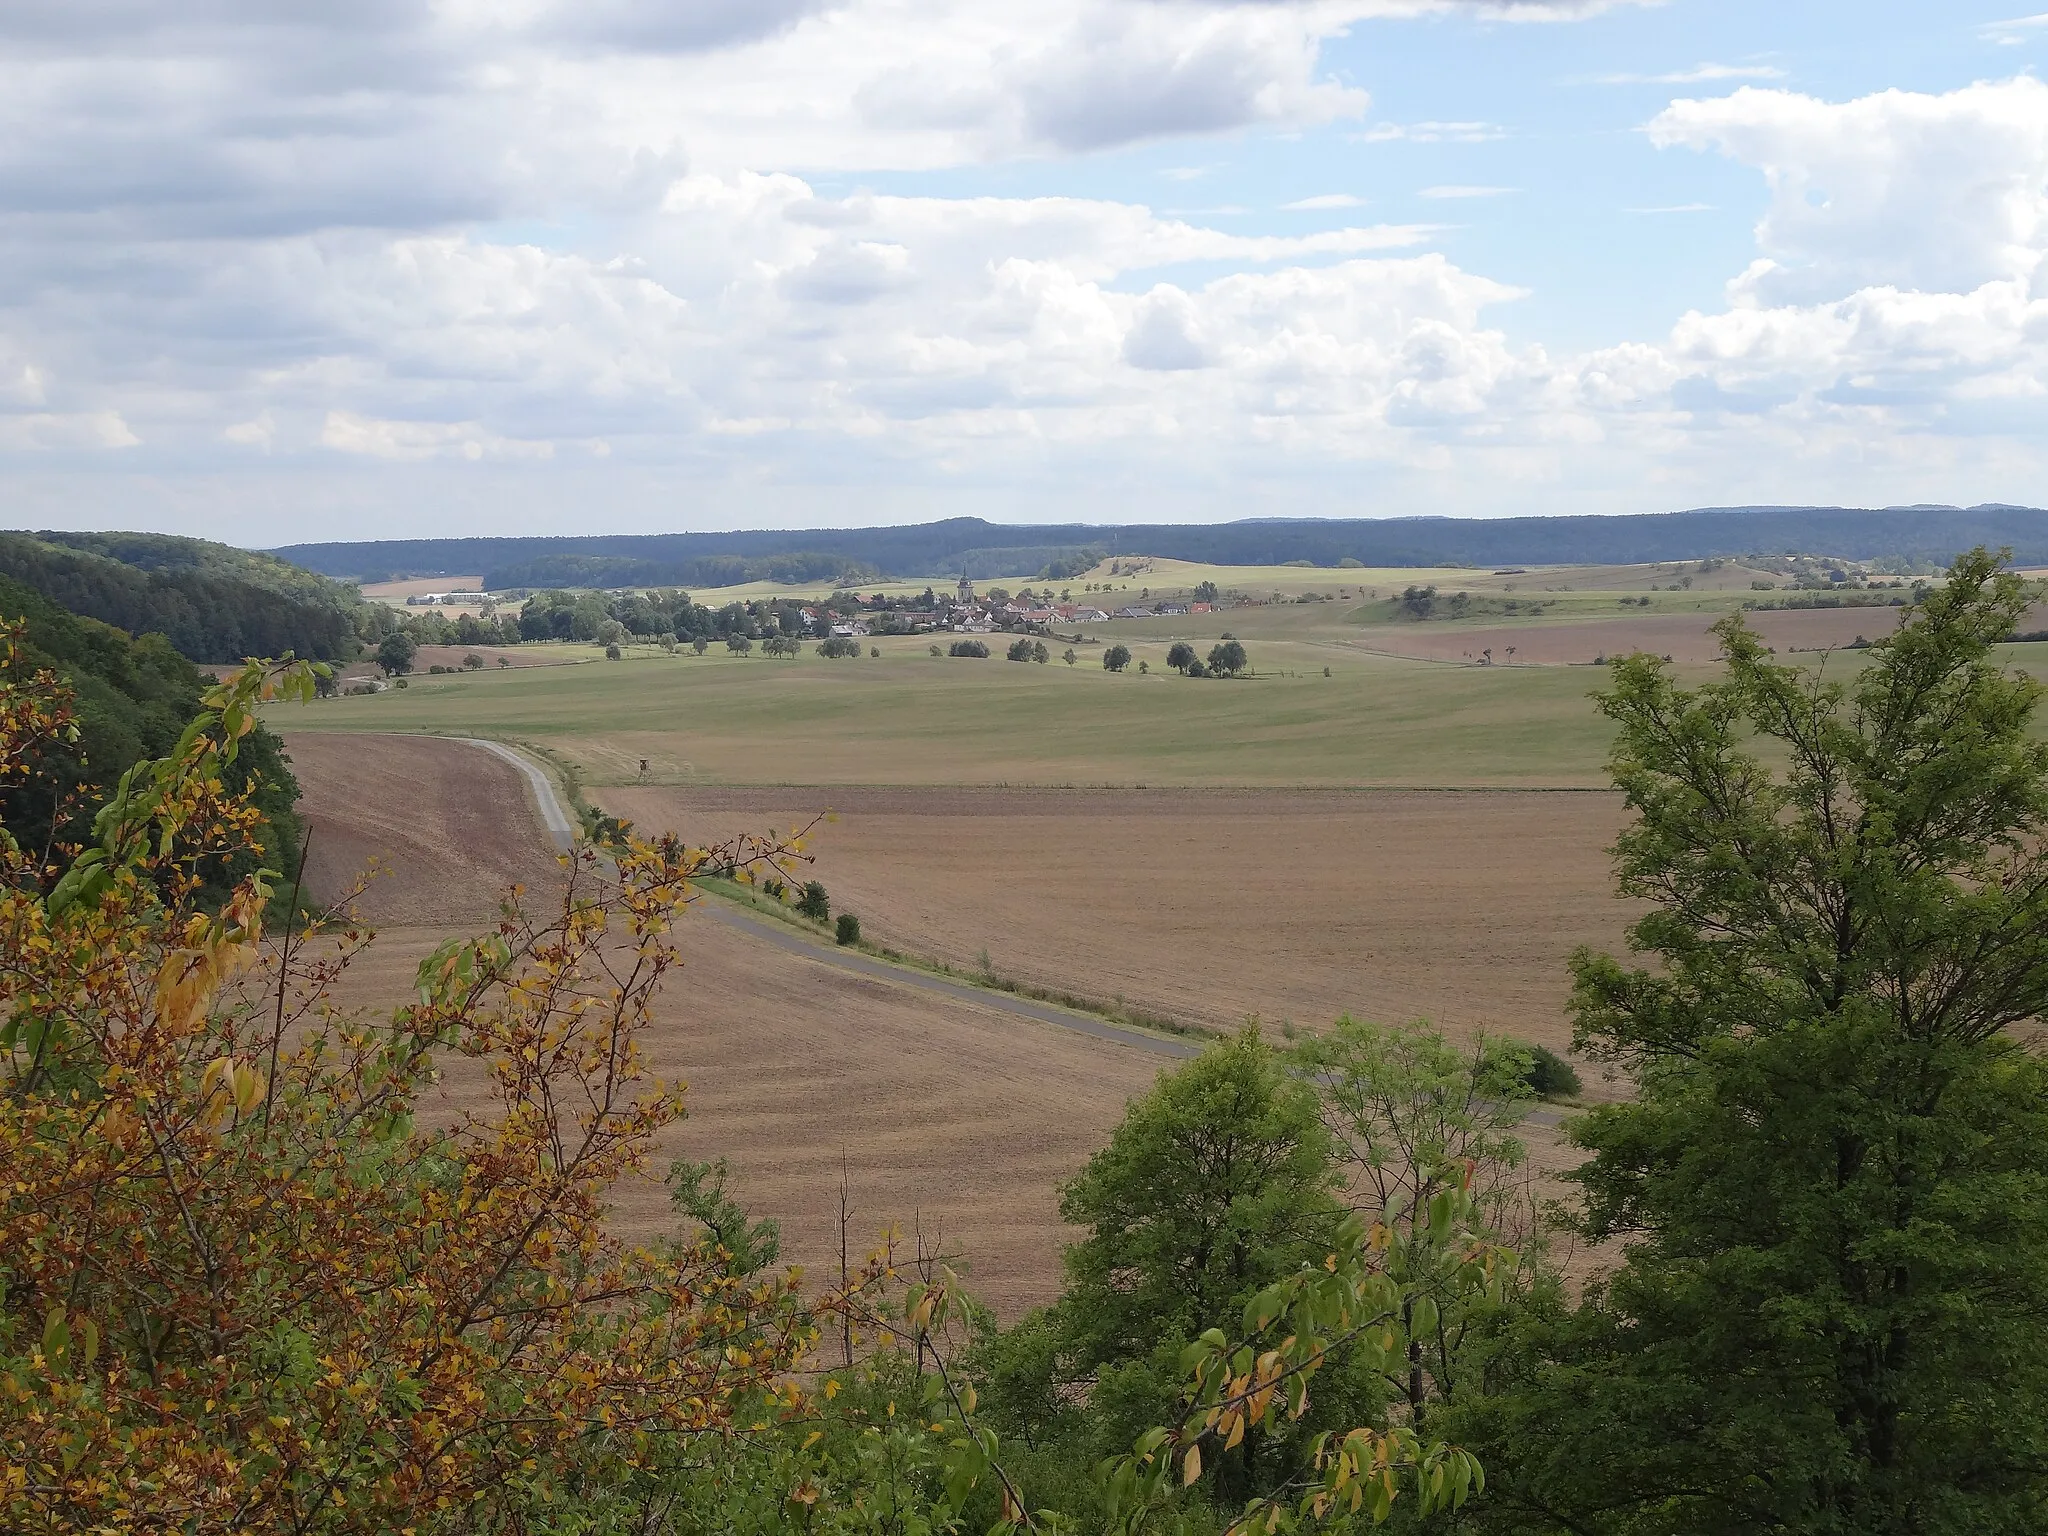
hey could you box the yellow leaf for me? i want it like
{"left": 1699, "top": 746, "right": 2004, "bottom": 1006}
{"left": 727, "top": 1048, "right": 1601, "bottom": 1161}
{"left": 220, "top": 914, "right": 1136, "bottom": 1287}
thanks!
{"left": 1183, "top": 1444, "right": 1202, "bottom": 1486}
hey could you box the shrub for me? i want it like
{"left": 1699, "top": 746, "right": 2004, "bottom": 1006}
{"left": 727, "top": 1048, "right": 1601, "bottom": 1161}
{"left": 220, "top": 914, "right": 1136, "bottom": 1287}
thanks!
{"left": 1031, "top": 640, "right": 1049, "bottom": 663}
{"left": 797, "top": 881, "right": 830, "bottom": 921}
{"left": 950, "top": 639, "right": 990, "bottom": 658}
{"left": 870, "top": 645, "right": 880, "bottom": 658}
{"left": 1524, "top": 1042, "right": 1582, "bottom": 1099}
{"left": 604, "top": 643, "right": 621, "bottom": 660}
{"left": 836, "top": 912, "right": 861, "bottom": 946}
{"left": 1186, "top": 659, "right": 1207, "bottom": 677}
{"left": 929, "top": 643, "right": 943, "bottom": 657}
{"left": 462, "top": 652, "right": 484, "bottom": 670}
{"left": 1007, "top": 637, "right": 1034, "bottom": 662}
{"left": 1063, "top": 648, "right": 1076, "bottom": 665}
{"left": 817, "top": 636, "right": 860, "bottom": 659}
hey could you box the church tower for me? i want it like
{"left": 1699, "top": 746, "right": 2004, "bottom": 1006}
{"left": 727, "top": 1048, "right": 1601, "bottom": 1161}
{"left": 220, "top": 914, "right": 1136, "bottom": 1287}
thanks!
{"left": 957, "top": 571, "right": 975, "bottom": 604}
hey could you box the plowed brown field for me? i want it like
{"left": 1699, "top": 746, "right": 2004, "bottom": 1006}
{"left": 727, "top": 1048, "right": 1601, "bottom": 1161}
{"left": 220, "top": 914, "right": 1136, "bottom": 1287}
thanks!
{"left": 281, "top": 732, "right": 1171, "bottom": 1316}
{"left": 283, "top": 735, "right": 1622, "bottom": 1313}
{"left": 594, "top": 785, "right": 1638, "bottom": 1058}
{"left": 288, "top": 733, "right": 566, "bottom": 927}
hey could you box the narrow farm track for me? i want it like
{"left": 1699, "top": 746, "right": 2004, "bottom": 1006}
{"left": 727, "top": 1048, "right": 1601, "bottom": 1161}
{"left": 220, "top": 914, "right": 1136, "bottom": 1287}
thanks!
{"left": 464, "top": 738, "right": 1566, "bottom": 1126}
{"left": 452, "top": 735, "right": 1206, "bottom": 1063}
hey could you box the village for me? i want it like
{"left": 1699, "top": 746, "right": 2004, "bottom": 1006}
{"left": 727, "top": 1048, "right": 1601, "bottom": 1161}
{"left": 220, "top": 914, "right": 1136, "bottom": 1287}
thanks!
{"left": 394, "top": 569, "right": 1235, "bottom": 644}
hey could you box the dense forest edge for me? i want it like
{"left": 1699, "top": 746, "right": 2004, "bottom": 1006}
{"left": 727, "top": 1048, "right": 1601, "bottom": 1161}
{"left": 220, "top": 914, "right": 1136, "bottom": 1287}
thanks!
{"left": 268, "top": 504, "right": 2048, "bottom": 586}
{"left": 0, "top": 532, "right": 372, "bottom": 663}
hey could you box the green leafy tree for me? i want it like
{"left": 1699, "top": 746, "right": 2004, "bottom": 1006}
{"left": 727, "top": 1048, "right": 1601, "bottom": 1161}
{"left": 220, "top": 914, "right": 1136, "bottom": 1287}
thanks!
{"left": 1207, "top": 639, "right": 1247, "bottom": 677}
{"left": 375, "top": 631, "right": 415, "bottom": 677}
{"left": 1166, "top": 642, "right": 1197, "bottom": 674}
{"left": 1031, "top": 641, "right": 1049, "bottom": 664}
{"left": 796, "top": 881, "right": 830, "bottom": 922}
{"left": 1063, "top": 648, "right": 1076, "bottom": 667}
{"left": 1290, "top": 1019, "right": 1537, "bottom": 1429}
{"left": 1103, "top": 645, "right": 1132, "bottom": 673}
{"left": 1193, "top": 581, "right": 1219, "bottom": 604}
{"left": 1008, "top": 637, "right": 1035, "bottom": 662}
{"left": 986, "top": 1030, "right": 1346, "bottom": 1501}
{"left": 1468, "top": 550, "right": 2048, "bottom": 1535}
{"left": 725, "top": 633, "right": 753, "bottom": 656}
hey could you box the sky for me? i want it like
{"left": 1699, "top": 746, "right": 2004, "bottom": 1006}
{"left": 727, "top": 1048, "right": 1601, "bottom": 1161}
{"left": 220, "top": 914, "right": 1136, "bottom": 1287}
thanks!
{"left": 5, "top": 0, "right": 2048, "bottom": 543}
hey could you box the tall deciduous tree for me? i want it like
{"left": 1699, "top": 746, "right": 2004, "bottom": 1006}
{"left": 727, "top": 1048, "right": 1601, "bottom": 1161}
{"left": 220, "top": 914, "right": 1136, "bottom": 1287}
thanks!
{"left": 1469, "top": 549, "right": 2048, "bottom": 1534}
{"left": 374, "top": 630, "right": 415, "bottom": 677}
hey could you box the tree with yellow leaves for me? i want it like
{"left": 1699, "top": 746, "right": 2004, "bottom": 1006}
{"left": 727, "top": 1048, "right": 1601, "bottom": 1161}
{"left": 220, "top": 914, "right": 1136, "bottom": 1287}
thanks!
{"left": 0, "top": 633, "right": 840, "bottom": 1533}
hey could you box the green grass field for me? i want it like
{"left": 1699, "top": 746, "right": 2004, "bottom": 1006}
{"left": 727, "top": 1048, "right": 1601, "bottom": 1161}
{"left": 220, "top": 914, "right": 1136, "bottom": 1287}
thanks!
{"left": 283, "top": 632, "right": 1634, "bottom": 788}
{"left": 285, "top": 566, "right": 2027, "bottom": 793}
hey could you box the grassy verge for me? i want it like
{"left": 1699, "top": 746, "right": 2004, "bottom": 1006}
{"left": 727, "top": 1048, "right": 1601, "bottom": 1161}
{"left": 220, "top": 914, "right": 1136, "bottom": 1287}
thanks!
{"left": 694, "top": 873, "right": 1214, "bottom": 1045}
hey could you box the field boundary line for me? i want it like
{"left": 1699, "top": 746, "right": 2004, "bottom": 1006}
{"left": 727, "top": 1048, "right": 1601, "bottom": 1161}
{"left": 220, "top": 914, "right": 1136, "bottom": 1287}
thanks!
{"left": 440, "top": 735, "right": 1204, "bottom": 1064}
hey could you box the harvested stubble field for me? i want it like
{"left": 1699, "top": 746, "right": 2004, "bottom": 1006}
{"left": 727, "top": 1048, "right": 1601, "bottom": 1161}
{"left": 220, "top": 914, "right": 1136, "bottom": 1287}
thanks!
{"left": 284, "top": 732, "right": 1171, "bottom": 1317}
{"left": 594, "top": 784, "right": 1637, "bottom": 1063}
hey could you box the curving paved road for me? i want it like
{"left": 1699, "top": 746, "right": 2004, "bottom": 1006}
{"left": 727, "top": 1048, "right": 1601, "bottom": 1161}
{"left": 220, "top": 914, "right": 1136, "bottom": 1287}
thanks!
{"left": 453, "top": 736, "right": 1568, "bottom": 1124}
{"left": 453, "top": 737, "right": 1203, "bottom": 1062}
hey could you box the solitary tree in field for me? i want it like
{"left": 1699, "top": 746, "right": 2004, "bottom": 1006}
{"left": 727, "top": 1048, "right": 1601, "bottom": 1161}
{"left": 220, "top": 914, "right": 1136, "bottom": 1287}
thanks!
{"left": 725, "top": 634, "right": 752, "bottom": 656}
{"left": 1166, "top": 642, "right": 1197, "bottom": 674}
{"left": 1103, "top": 645, "right": 1131, "bottom": 672}
{"left": 1063, "top": 648, "right": 1076, "bottom": 666}
{"left": 1466, "top": 549, "right": 2048, "bottom": 1535}
{"left": 375, "top": 631, "right": 415, "bottom": 677}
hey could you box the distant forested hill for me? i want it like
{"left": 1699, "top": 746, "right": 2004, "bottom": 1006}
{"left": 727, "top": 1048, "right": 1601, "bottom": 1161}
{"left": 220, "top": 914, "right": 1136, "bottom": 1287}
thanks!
{"left": 271, "top": 504, "right": 2048, "bottom": 586}
{"left": 0, "top": 532, "right": 365, "bottom": 662}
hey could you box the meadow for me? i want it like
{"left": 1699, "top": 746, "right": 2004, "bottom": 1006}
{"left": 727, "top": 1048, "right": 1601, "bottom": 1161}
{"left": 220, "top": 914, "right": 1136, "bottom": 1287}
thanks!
{"left": 286, "top": 637, "right": 1630, "bottom": 787}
